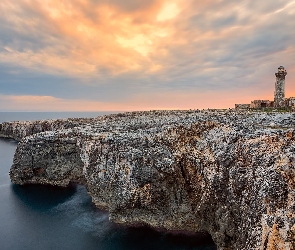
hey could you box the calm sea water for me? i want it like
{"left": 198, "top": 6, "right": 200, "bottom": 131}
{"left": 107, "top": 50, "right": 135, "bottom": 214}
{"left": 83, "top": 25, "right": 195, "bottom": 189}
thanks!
{"left": 0, "top": 112, "right": 216, "bottom": 250}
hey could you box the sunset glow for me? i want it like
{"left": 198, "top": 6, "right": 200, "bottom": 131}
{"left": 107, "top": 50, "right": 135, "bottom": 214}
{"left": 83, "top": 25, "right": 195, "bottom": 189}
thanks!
{"left": 0, "top": 0, "right": 294, "bottom": 111}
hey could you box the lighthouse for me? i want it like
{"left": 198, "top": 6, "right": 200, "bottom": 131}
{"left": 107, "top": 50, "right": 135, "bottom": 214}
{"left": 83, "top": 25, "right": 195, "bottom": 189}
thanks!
{"left": 274, "top": 66, "right": 287, "bottom": 108}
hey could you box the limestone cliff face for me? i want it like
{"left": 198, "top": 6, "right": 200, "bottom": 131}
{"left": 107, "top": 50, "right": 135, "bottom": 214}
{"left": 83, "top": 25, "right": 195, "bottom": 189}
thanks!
{"left": 0, "top": 118, "right": 93, "bottom": 141}
{"left": 1, "top": 110, "right": 295, "bottom": 250}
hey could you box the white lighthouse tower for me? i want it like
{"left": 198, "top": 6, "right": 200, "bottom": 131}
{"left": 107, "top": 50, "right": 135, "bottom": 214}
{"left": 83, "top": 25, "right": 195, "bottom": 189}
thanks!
{"left": 274, "top": 66, "right": 287, "bottom": 108}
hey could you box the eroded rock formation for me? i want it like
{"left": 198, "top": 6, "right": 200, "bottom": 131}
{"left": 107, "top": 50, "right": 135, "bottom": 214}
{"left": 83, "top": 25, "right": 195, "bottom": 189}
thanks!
{"left": 1, "top": 110, "right": 295, "bottom": 249}
{"left": 0, "top": 118, "right": 93, "bottom": 141}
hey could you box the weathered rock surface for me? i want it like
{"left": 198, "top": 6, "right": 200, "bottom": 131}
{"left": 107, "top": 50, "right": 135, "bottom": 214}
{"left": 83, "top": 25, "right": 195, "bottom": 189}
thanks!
{"left": 1, "top": 110, "right": 295, "bottom": 250}
{"left": 0, "top": 118, "right": 94, "bottom": 141}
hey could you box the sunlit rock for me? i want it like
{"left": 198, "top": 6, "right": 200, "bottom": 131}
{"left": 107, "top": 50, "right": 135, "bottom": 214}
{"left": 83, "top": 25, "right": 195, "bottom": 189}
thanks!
{"left": 1, "top": 110, "right": 295, "bottom": 249}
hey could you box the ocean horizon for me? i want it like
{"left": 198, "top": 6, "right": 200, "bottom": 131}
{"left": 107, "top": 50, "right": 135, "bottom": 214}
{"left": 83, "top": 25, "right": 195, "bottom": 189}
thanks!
{"left": 0, "top": 111, "right": 119, "bottom": 123}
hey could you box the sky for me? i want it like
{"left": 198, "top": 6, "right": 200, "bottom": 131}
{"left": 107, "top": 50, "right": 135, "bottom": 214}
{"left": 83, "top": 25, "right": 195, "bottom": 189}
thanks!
{"left": 0, "top": 0, "right": 295, "bottom": 111}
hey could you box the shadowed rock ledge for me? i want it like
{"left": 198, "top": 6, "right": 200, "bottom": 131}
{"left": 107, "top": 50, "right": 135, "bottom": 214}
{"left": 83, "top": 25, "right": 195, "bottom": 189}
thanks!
{"left": 1, "top": 110, "right": 295, "bottom": 249}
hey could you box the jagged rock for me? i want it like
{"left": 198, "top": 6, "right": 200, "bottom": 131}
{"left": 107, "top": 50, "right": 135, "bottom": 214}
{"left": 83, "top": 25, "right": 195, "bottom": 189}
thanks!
{"left": 1, "top": 110, "right": 295, "bottom": 250}
{"left": 0, "top": 118, "right": 93, "bottom": 141}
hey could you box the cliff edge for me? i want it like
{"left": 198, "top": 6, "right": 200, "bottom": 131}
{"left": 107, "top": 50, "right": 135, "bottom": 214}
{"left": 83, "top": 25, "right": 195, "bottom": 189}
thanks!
{"left": 1, "top": 110, "right": 295, "bottom": 249}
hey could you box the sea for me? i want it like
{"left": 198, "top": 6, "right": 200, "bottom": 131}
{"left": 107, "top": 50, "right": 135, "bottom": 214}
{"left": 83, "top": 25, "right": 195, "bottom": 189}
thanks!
{"left": 0, "top": 112, "right": 217, "bottom": 250}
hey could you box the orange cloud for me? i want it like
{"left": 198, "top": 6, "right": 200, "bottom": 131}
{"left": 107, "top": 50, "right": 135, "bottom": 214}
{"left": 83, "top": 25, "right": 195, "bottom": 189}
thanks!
{"left": 0, "top": 0, "right": 184, "bottom": 76}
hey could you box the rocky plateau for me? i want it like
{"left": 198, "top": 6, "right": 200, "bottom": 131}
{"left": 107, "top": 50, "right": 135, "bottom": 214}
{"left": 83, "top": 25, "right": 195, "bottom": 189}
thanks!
{"left": 1, "top": 110, "right": 295, "bottom": 250}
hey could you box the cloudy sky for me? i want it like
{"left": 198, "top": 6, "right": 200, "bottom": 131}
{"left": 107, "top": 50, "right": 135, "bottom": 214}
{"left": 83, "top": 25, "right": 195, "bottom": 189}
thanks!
{"left": 0, "top": 0, "right": 294, "bottom": 111}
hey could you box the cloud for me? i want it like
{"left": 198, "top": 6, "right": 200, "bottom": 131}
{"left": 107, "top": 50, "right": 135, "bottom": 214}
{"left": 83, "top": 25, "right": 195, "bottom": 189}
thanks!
{"left": 0, "top": 89, "right": 254, "bottom": 111}
{"left": 0, "top": 0, "right": 294, "bottom": 111}
{"left": 0, "top": 94, "right": 126, "bottom": 112}
{"left": 1, "top": 0, "right": 165, "bottom": 76}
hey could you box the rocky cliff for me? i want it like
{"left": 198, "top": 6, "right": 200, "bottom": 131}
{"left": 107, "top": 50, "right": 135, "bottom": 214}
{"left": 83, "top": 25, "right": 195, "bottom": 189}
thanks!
{"left": 1, "top": 110, "right": 295, "bottom": 250}
{"left": 0, "top": 117, "right": 94, "bottom": 141}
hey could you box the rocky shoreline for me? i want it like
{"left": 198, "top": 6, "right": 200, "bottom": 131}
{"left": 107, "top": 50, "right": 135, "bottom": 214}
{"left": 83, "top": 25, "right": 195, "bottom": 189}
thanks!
{"left": 1, "top": 110, "right": 295, "bottom": 250}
